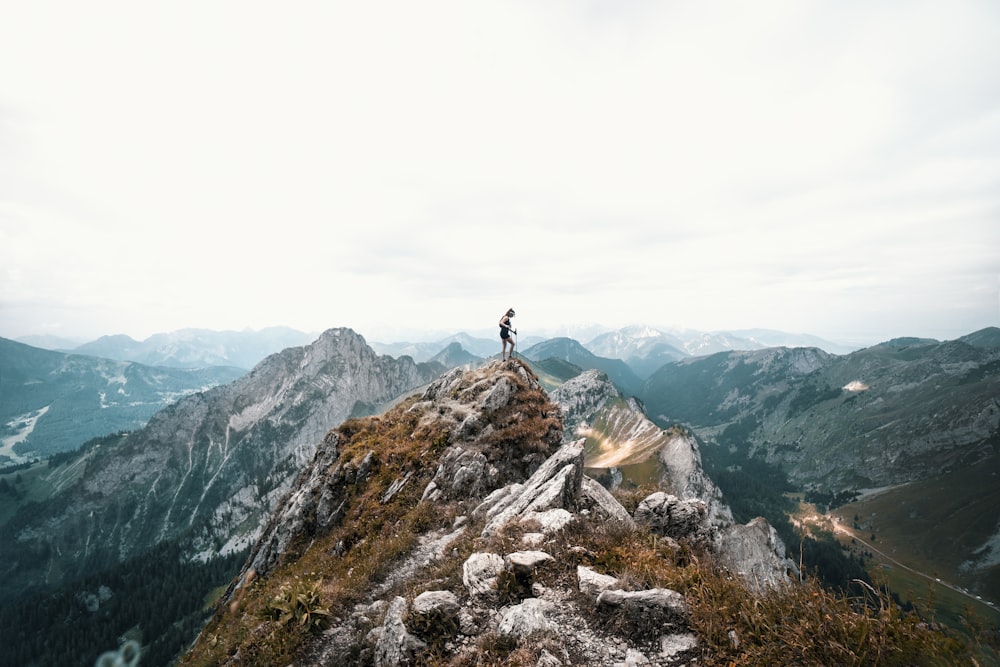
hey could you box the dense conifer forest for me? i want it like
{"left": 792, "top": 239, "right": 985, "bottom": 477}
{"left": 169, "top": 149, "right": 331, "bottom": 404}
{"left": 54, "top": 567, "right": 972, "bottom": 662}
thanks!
{"left": 0, "top": 539, "right": 246, "bottom": 667}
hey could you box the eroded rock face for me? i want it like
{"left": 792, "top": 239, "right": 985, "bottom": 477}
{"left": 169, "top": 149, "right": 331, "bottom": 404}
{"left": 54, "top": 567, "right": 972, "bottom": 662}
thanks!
{"left": 715, "top": 517, "right": 798, "bottom": 593}
{"left": 655, "top": 429, "right": 733, "bottom": 526}
{"left": 231, "top": 359, "right": 564, "bottom": 589}
{"left": 632, "top": 488, "right": 795, "bottom": 593}
{"left": 421, "top": 446, "right": 498, "bottom": 501}
{"left": 498, "top": 597, "right": 555, "bottom": 637}
{"left": 552, "top": 369, "right": 793, "bottom": 596}
{"left": 463, "top": 553, "right": 505, "bottom": 597}
{"left": 244, "top": 429, "right": 349, "bottom": 577}
{"left": 478, "top": 440, "right": 586, "bottom": 537}
{"left": 578, "top": 565, "right": 621, "bottom": 601}
{"left": 597, "top": 588, "right": 689, "bottom": 621}
{"left": 411, "top": 590, "right": 459, "bottom": 618}
{"left": 551, "top": 370, "right": 733, "bottom": 526}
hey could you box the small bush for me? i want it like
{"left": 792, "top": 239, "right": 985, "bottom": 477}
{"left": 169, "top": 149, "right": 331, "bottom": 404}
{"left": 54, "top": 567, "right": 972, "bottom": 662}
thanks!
{"left": 405, "top": 607, "right": 460, "bottom": 651}
{"left": 264, "top": 576, "right": 331, "bottom": 631}
{"left": 495, "top": 568, "right": 533, "bottom": 605}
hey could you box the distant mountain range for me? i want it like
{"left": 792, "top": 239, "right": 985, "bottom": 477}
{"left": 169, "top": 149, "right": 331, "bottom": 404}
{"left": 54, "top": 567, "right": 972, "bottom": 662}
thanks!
{"left": 369, "top": 325, "right": 860, "bottom": 364}
{"left": 50, "top": 327, "right": 318, "bottom": 370}
{"left": 15, "top": 324, "right": 859, "bottom": 373}
{"left": 2, "top": 324, "right": 983, "bottom": 466}
{"left": 522, "top": 337, "right": 644, "bottom": 395}
{"left": 0, "top": 338, "right": 245, "bottom": 463}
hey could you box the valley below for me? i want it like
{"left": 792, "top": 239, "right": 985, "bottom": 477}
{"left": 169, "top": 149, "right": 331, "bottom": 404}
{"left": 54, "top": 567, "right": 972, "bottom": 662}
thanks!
{"left": 830, "top": 455, "right": 1000, "bottom": 615}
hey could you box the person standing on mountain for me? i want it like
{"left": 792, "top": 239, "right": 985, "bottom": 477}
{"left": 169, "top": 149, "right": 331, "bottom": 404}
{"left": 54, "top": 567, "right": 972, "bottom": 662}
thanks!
{"left": 499, "top": 308, "right": 517, "bottom": 360}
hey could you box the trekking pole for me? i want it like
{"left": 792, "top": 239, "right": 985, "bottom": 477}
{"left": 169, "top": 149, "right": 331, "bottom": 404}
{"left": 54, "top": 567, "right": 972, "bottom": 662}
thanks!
{"left": 512, "top": 330, "right": 518, "bottom": 358}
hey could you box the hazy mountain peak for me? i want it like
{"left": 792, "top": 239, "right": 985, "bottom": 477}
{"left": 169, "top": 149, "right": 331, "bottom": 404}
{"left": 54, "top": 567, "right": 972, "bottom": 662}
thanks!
{"left": 619, "top": 323, "right": 664, "bottom": 338}
{"left": 71, "top": 326, "right": 318, "bottom": 369}
{"left": 960, "top": 326, "right": 1000, "bottom": 350}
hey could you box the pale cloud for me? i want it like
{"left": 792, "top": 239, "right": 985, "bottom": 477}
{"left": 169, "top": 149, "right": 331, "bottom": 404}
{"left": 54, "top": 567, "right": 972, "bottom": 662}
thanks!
{"left": 0, "top": 1, "right": 998, "bottom": 344}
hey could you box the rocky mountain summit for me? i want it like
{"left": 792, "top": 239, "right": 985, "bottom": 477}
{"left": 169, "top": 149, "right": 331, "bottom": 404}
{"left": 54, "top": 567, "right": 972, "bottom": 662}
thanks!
{"left": 3, "top": 328, "right": 987, "bottom": 666}
{"left": 183, "top": 359, "right": 799, "bottom": 666}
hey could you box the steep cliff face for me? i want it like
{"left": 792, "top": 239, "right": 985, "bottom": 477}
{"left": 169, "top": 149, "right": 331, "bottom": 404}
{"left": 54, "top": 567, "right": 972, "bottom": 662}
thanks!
{"left": 550, "top": 369, "right": 797, "bottom": 591}
{"left": 183, "top": 360, "right": 795, "bottom": 666}
{"left": 553, "top": 370, "right": 729, "bottom": 518}
{"left": 0, "top": 328, "right": 444, "bottom": 602}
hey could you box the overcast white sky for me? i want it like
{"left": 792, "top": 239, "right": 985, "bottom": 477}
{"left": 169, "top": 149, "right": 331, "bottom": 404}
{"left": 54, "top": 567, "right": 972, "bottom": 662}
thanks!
{"left": 2, "top": 1, "right": 998, "bottom": 346}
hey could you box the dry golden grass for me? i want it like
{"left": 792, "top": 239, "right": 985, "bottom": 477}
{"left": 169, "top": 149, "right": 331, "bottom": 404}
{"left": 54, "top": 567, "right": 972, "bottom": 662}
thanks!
{"left": 688, "top": 571, "right": 973, "bottom": 666}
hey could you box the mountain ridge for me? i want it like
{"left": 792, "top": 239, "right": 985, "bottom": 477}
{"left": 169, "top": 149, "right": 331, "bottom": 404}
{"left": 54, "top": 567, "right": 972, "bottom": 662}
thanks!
{"left": 179, "top": 359, "right": 970, "bottom": 667}
{"left": 0, "top": 328, "right": 445, "bottom": 604}
{"left": 182, "top": 359, "right": 800, "bottom": 666}
{"left": 639, "top": 338, "right": 1000, "bottom": 489}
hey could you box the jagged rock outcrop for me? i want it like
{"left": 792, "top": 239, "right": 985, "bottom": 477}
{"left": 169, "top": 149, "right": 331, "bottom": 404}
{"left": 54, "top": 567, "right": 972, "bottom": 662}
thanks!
{"left": 551, "top": 370, "right": 732, "bottom": 525}
{"left": 548, "top": 370, "right": 794, "bottom": 588}
{"left": 634, "top": 492, "right": 712, "bottom": 544}
{"left": 189, "top": 358, "right": 796, "bottom": 667}
{"left": 715, "top": 517, "right": 797, "bottom": 593}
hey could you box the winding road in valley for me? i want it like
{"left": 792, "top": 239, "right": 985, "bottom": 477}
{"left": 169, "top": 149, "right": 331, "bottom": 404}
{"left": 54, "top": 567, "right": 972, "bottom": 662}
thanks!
{"left": 828, "top": 516, "right": 997, "bottom": 613}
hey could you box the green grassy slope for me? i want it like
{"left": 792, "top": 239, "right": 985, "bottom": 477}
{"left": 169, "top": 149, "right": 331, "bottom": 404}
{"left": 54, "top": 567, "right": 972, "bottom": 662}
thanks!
{"left": 832, "top": 455, "right": 1000, "bottom": 626}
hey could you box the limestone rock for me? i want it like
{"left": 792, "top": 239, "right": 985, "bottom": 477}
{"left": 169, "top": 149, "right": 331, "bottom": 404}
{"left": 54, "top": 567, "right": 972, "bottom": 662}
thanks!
{"left": 633, "top": 492, "right": 711, "bottom": 544}
{"left": 411, "top": 590, "right": 460, "bottom": 617}
{"left": 597, "top": 588, "right": 689, "bottom": 619}
{"left": 520, "top": 508, "right": 575, "bottom": 534}
{"left": 422, "top": 446, "right": 499, "bottom": 501}
{"left": 481, "top": 440, "right": 585, "bottom": 537}
{"left": 497, "top": 597, "right": 554, "bottom": 638}
{"left": 580, "top": 476, "right": 636, "bottom": 527}
{"left": 660, "top": 633, "right": 699, "bottom": 660}
{"left": 463, "top": 552, "right": 505, "bottom": 596}
{"left": 715, "top": 516, "right": 796, "bottom": 592}
{"left": 577, "top": 565, "right": 621, "bottom": 601}
{"left": 372, "top": 596, "right": 427, "bottom": 667}
{"left": 505, "top": 550, "right": 554, "bottom": 576}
